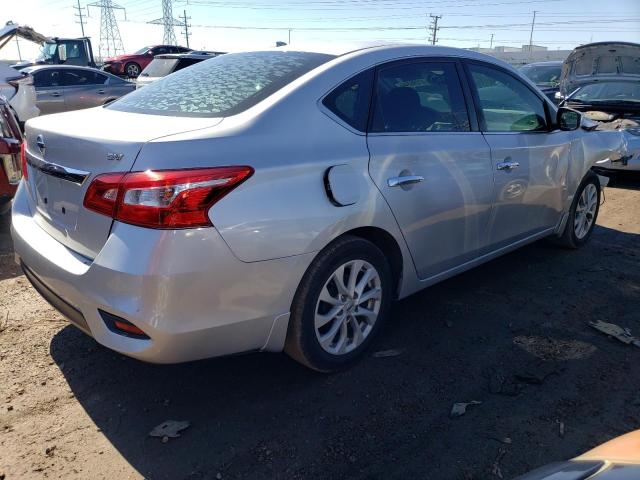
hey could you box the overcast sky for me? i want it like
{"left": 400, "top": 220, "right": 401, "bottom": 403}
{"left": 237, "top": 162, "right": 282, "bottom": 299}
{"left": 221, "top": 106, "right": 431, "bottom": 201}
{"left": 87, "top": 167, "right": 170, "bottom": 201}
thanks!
{"left": 2, "top": 0, "right": 639, "bottom": 61}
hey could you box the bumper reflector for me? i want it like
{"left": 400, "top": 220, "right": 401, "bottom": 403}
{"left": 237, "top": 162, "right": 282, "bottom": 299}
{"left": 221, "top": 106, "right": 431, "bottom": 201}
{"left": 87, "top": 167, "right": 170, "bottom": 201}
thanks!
{"left": 99, "top": 309, "right": 150, "bottom": 339}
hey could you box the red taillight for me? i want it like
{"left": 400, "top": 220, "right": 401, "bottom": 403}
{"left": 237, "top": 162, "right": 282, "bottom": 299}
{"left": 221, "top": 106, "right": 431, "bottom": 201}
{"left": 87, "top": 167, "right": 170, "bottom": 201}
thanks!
{"left": 83, "top": 167, "right": 253, "bottom": 229}
{"left": 20, "top": 142, "right": 28, "bottom": 180}
{"left": 8, "top": 74, "right": 33, "bottom": 88}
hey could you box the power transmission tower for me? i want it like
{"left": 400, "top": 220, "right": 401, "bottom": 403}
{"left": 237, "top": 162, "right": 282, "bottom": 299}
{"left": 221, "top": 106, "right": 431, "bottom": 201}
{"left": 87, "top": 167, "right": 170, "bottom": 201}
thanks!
{"left": 88, "top": 0, "right": 126, "bottom": 61}
{"left": 428, "top": 14, "right": 441, "bottom": 45}
{"left": 74, "top": 0, "right": 87, "bottom": 37}
{"left": 179, "top": 9, "right": 191, "bottom": 48}
{"left": 149, "top": 0, "right": 183, "bottom": 45}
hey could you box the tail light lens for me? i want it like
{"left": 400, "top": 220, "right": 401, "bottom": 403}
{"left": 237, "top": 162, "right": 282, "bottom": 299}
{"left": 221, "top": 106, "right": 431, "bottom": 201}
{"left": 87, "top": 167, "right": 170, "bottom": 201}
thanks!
{"left": 20, "top": 142, "right": 28, "bottom": 180}
{"left": 8, "top": 74, "right": 33, "bottom": 88}
{"left": 84, "top": 167, "right": 253, "bottom": 229}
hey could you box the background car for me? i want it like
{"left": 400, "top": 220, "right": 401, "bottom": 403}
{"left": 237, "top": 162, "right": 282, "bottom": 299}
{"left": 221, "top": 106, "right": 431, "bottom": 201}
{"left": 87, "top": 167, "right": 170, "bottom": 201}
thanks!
{"left": 0, "top": 96, "right": 22, "bottom": 214}
{"left": 519, "top": 61, "right": 562, "bottom": 102}
{"left": 557, "top": 41, "right": 640, "bottom": 100}
{"left": 21, "top": 65, "right": 135, "bottom": 115}
{"left": 515, "top": 429, "right": 640, "bottom": 479}
{"left": 136, "top": 51, "right": 225, "bottom": 89}
{"left": 103, "top": 45, "right": 191, "bottom": 78}
{"left": 0, "top": 63, "right": 39, "bottom": 126}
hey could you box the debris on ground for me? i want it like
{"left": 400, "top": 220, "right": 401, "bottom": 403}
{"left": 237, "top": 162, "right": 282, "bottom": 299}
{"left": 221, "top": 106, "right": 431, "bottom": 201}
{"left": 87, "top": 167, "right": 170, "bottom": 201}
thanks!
{"left": 489, "top": 437, "right": 513, "bottom": 445}
{"left": 450, "top": 400, "right": 482, "bottom": 418}
{"left": 492, "top": 448, "right": 507, "bottom": 479}
{"left": 487, "top": 369, "right": 521, "bottom": 396}
{"left": 513, "top": 336, "right": 596, "bottom": 361}
{"left": 149, "top": 420, "right": 190, "bottom": 440}
{"left": 589, "top": 320, "right": 640, "bottom": 348}
{"left": 45, "top": 445, "right": 56, "bottom": 456}
{"left": 515, "top": 362, "right": 559, "bottom": 385}
{"left": 372, "top": 349, "right": 404, "bottom": 358}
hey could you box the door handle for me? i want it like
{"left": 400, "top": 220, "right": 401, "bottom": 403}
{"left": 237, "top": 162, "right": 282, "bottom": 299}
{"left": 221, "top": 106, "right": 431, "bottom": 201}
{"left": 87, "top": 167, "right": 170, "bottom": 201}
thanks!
{"left": 97, "top": 89, "right": 105, "bottom": 94}
{"left": 387, "top": 175, "right": 424, "bottom": 187}
{"left": 496, "top": 160, "right": 520, "bottom": 171}
{"left": 50, "top": 92, "right": 61, "bottom": 97}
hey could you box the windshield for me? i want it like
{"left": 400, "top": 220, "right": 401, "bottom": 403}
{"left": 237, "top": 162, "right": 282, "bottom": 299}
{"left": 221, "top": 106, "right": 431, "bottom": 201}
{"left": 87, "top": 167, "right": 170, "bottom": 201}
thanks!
{"left": 36, "top": 43, "right": 58, "bottom": 62}
{"left": 134, "top": 46, "right": 151, "bottom": 55}
{"left": 571, "top": 82, "right": 640, "bottom": 103}
{"left": 140, "top": 58, "right": 179, "bottom": 77}
{"left": 108, "top": 50, "right": 335, "bottom": 117}
{"left": 519, "top": 64, "right": 561, "bottom": 87}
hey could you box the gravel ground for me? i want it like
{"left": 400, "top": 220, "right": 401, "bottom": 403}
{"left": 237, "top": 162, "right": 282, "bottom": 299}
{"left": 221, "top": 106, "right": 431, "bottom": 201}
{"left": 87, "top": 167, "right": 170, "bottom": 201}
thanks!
{"left": 1, "top": 176, "right": 639, "bottom": 480}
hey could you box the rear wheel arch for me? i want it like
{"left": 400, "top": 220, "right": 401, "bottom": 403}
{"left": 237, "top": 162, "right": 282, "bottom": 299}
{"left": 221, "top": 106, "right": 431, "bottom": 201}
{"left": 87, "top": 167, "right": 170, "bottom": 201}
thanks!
{"left": 328, "top": 226, "right": 403, "bottom": 299}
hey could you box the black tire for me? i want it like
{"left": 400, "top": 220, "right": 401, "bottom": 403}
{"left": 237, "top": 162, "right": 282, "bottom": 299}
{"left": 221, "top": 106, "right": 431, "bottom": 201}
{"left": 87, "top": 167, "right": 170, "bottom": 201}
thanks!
{"left": 124, "top": 62, "right": 141, "bottom": 78}
{"left": 556, "top": 175, "right": 601, "bottom": 249}
{"left": 285, "top": 235, "right": 393, "bottom": 372}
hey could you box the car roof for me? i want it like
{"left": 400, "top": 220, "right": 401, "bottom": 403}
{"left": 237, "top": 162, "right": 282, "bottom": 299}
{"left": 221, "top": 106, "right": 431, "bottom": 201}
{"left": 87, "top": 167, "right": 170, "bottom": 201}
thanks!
{"left": 21, "top": 65, "right": 125, "bottom": 80}
{"left": 154, "top": 52, "right": 225, "bottom": 60}
{"left": 522, "top": 61, "right": 563, "bottom": 66}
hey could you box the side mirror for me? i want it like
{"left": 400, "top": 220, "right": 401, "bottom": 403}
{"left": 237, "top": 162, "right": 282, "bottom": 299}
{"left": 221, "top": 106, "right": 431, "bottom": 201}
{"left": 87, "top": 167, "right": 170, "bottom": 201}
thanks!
{"left": 58, "top": 44, "right": 67, "bottom": 62}
{"left": 557, "top": 107, "right": 581, "bottom": 131}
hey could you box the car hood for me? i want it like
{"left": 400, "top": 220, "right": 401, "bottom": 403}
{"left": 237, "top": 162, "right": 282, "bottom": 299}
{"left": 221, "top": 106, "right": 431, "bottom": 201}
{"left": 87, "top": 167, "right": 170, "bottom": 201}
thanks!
{"left": 104, "top": 54, "right": 141, "bottom": 63}
{"left": 560, "top": 42, "right": 640, "bottom": 95}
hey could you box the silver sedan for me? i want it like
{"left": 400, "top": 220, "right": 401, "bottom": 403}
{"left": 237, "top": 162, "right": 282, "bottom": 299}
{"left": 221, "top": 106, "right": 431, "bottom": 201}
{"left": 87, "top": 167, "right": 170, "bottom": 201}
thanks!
{"left": 22, "top": 65, "right": 135, "bottom": 115}
{"left": 12, "top": 45, "right": 614, "bottom": 372}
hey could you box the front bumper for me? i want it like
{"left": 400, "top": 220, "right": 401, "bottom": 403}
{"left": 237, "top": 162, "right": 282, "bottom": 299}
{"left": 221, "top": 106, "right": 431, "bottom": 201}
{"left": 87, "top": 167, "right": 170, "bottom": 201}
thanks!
{"left": 11, "top": 182, "right": 313, "bottom": 363}
{"left": 103, "top": 62, "right": 124, "bottom": 75}
{"left": 592, "top": 152, "right": 640, "bottom": 173}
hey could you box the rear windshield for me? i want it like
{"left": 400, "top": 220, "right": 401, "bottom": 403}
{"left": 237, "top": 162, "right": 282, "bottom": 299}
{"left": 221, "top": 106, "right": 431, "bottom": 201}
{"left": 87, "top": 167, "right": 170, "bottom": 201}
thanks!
{"left": 108, "top": 51, "right": 335, "bottom": 117}
{"left": 140, "top": 58, "right": 179, "bottom": 77}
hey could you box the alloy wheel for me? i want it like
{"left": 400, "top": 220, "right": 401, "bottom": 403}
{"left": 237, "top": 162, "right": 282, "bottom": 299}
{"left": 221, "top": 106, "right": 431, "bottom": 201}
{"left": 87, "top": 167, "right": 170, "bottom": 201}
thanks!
{"left": 574, "top": 183, "right": 598, "bottom": 239}
{"left": 314, "top": 260, "right": 382, "bottom": 355}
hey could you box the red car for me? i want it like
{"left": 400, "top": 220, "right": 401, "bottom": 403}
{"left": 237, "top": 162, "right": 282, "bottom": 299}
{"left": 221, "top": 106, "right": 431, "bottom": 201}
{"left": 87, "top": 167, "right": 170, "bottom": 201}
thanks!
{"left": 0, "top": 96, "right": 22, "bottom": 215}
{"left": 103, "top": 45, "right": 191, "bottom": 78}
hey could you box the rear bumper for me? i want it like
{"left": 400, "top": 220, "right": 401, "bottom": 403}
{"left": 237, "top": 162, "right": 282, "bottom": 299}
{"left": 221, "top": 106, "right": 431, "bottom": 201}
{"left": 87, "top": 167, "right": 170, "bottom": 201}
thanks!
{"left": 11, "top": 182, "right": 313, "bottom": 363}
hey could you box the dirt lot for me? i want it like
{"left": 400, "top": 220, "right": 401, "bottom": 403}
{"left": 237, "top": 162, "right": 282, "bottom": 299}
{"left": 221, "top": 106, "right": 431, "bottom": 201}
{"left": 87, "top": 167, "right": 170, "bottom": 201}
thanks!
{"left": 1, "top": 177, "right": 639, "bottom": 480}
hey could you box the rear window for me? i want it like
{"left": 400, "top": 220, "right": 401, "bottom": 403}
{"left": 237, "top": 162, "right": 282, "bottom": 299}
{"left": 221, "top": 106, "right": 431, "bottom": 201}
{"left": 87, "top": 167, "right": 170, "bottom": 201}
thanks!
{"left": 108, "top": 51, "right": 335, "bottom": 117}
{"left": 141, "top": 58, "right": 179, "bottom": 77}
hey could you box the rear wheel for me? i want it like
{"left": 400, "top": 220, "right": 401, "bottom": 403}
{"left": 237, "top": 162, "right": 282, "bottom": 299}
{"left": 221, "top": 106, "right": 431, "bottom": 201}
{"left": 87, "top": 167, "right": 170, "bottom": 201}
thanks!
{"left": 285, "top": 236, "right": 392, "bottom": 372}
{"left": 557, "top": 176, "right": 600, "bottom": 248}
{"left": 124, "top": 62, "right": 141, "bottom": 78}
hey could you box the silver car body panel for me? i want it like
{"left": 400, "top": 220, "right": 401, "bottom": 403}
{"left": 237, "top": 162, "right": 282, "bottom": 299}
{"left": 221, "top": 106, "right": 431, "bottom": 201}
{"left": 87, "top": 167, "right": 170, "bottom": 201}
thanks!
{"left": 11, "top": 44, "right": 622, "bottom": 363}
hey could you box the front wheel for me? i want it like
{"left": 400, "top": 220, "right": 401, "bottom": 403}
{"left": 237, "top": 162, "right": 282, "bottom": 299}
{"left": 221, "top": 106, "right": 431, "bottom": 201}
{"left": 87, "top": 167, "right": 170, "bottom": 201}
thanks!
{"left": 285, "top": 236, "right": 393, "bottom": 372}
{"left": 124, "top": 62, "right": 141, "bottom": 78}
{"left": 557, "top": 176, "right": 601, "bottom": 248}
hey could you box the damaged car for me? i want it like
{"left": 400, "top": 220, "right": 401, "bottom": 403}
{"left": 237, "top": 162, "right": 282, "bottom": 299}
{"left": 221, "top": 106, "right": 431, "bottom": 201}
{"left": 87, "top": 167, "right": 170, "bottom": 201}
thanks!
{"left": 558, "top": 41, "right": 640, "bottom": 174}
{"left": 11, "top": 45, "right": 624, "bottom": 372}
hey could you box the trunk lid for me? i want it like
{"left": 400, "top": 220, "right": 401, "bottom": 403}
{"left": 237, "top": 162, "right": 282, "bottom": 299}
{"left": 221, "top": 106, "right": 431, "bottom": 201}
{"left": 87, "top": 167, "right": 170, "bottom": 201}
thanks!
{"left": 24, "top": 107, "right": 222, "bottom": 258}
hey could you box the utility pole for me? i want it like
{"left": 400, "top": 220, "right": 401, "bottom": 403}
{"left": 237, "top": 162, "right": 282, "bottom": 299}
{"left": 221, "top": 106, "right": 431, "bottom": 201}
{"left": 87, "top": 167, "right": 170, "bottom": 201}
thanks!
{"left": 179, "top": 9, "right": 190, "bottom": 48}
{"left": 428, "top": 14, "right": 441, "bottom": 45}
{"left": 288, "top": 29, "right": 291, "bottom": 44}
{"left": 74, "top": 0, "right": 86, "bottom": 37}
{"left": 528, "top": 10, "right": 537, "bottom": 52}
{"left": 15, "top": 36, "right": 22, "bottom": 61}
{"left": 490, "top": 33, "right": 494, "bottom": 49}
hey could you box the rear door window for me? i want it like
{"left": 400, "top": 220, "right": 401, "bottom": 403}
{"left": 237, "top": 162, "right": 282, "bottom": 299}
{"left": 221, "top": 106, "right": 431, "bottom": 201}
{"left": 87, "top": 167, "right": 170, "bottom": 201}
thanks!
{"left": 108, "top": 51, "right": 335, "bottom": 117}
{"left": 33, "top": 69, "right": 62, "bottom": 87}
{"left": 370, "top": 61, "right": 470, "bottom": 133}
{"left": 322, "top": 69, "right": 373, "bottom": 132}
{"left": 62, "top": 69, "right": 107, "bottom": 86}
